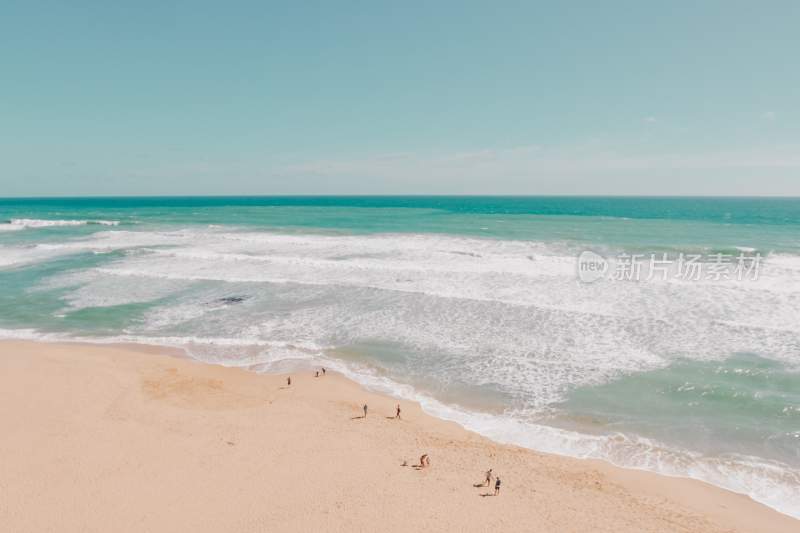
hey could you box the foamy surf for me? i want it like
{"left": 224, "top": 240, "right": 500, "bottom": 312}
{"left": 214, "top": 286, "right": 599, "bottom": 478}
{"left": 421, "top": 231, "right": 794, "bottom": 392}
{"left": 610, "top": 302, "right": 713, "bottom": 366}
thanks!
{"left": 7, "top": 218, "right": 120, "bottom": 228}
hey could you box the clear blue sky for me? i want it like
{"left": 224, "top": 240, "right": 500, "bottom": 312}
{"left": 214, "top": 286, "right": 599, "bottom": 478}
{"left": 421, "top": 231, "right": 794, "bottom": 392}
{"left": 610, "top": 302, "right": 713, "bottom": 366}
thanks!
{"left": 2, "top": 1, "right": 798, "bottom": 196}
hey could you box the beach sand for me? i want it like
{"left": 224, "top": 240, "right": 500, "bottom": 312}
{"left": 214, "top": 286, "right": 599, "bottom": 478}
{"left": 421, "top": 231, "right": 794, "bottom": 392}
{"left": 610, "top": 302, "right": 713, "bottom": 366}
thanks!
{"left": 1, "top": 340, "right": 796, "bottom": 532}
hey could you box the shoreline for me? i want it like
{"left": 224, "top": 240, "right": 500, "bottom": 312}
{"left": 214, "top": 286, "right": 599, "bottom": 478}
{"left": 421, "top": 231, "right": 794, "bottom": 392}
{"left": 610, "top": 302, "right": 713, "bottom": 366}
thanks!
{"left": 1, "top": 339, "right": 797, "bottom": 532}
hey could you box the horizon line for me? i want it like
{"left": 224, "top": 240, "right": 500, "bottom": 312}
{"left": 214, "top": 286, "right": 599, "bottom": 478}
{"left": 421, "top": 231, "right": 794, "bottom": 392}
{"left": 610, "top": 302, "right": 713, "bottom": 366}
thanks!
{"left": 2, "top": 194, "right": 800, "bottom": 200}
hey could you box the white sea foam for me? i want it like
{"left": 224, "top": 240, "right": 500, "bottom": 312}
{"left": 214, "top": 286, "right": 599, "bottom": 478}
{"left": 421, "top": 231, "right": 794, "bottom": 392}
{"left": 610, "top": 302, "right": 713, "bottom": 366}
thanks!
{"left": 16, "top": 228, "right": 800, "bottom": 370}
{"left": 0, "top": 328, "right": 326, "bottom": 369}
{"left": 53, "top": 230, "right": 795, "bottom": 357}
{"left": 0, "top": 224, "right": 25, "bottom": 232}
{"left": 0, "top": 229, "right": 190, "bottom": 269}
{"left": 7, "top": 218, "right": 120, "bottom": 228}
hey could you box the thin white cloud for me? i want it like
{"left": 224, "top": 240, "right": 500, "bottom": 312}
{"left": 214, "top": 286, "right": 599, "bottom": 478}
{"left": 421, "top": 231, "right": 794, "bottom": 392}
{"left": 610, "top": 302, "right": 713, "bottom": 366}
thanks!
{"left": 265, "top": 143, "right": 800, "bottom": 195}
{"left": 37, "top": 142, "right": 799, "bottom": 196}
{"left": 276, "top": 144, "right": 800, "bottom": 177}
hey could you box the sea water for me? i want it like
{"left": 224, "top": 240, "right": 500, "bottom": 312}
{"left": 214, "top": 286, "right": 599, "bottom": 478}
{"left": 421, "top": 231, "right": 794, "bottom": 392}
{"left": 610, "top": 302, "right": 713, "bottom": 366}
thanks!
{"left": 1, "top": 196, "right": 798, "bottom": 517}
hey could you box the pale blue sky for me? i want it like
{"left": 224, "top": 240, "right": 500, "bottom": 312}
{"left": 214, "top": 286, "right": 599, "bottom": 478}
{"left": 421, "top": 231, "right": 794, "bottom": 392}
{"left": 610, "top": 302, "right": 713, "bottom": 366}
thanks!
{"left": 1, "top": 1, "right": 798, "bottom": 196}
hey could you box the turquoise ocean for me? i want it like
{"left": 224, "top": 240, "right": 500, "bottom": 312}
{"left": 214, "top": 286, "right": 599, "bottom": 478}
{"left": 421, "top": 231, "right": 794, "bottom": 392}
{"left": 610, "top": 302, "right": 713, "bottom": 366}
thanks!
{"left": 1, "top": 196, "right": 798, "bottom": 517}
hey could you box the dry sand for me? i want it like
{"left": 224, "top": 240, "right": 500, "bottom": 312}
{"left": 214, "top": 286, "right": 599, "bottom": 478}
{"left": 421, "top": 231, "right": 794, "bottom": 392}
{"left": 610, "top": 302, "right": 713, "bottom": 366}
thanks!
{"left": 1, "top": 340, "right": 796, "bottom": 532}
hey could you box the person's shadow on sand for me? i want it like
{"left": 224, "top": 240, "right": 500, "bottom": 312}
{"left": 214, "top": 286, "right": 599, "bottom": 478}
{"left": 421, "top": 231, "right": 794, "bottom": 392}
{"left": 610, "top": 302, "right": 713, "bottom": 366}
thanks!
{"left": 350, "top": 415, "right": 365, "bottom": 420}
{"left": 479, "top": 493, "right": 496, "bottom": 497}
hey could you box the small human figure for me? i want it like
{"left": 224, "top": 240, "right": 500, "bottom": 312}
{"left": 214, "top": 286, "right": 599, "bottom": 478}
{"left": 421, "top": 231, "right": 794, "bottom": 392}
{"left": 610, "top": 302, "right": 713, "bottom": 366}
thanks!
{"left": 484, "top": 468, "right": 493, "bottom": 487}
{"left": 494, "top": 477, "right": 501, "bottom": 496}
{"left": 322, "top": 367, "right": 326, "bottom": 376}
{"left": 315, "top": 371, "right": 319, "bottom": 378}
{"left": 395, "top": 404, "right": 401, "bottom": 419}
{"left": 363, "top": 404, "right": 368, "bottom": 418}
{"left": 419, "top": 454, "right": 430, "bottom": 468}
{"left": 287, "top": 376, "right": 291, "bottom": 386}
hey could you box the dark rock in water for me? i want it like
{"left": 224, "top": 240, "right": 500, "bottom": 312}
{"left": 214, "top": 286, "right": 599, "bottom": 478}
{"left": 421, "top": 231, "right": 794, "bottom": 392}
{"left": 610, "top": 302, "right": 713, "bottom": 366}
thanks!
{"left": 217, "top": 295, "right": 249, "bottom": 305}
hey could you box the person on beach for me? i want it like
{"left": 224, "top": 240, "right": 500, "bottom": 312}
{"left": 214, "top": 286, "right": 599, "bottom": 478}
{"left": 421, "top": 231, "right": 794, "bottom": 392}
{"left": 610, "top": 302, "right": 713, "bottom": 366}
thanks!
{"left": 315, "top": 371, "right": 319, "bottom": 378}
{"left": 494, "top": 477, "right": 501, "bottom": 496}
{"left": 395, "top": 404, "right": 401, "bottom": 419}
{"left": 484, "top": 468, "right": 493, "bottom": 487}
{"left": 322, "top": 367, "right": 326, "bottom": 376}
{"left": 287, "top": 376, "right": 291, "bottom": 386}
{"left": 419, "top": 454, "right": 430, "bottom": 468}
{"left": 363, "top": 404, "right": 368, "bottom": 417}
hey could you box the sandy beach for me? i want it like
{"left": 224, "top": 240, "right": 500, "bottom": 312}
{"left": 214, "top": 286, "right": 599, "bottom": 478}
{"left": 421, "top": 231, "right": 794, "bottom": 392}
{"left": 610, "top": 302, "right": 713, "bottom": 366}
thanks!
{"left": 0, "top": 340, "right": 796, "bottom": 533}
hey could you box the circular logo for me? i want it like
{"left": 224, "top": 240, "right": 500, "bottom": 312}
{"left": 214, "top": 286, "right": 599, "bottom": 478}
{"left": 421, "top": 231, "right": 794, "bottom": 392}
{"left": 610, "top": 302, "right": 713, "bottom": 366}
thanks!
{"left": 577, "top": 251, "right": 608, "bottom": 283}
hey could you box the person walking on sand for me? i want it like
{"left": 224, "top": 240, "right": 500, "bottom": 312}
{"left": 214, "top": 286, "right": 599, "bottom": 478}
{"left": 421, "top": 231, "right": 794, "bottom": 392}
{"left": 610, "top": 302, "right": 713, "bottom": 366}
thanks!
{"left": 494, "top": 477, "right": 501, "bottom": 496}
{"left": 315, "top": 371, "right": 319, "bottom": 378}
{"left": 484, "top": 468, "right": 493, "bottom": 487}
{"left": 395, "top": 404, "right": 401, "bottom": 419}
{"left": 363, "top": 404, "right": 368, "bottom": 418}
{"left": 419, "top": 454, "right": 430, "bottom": 468}
{"left": 322, "top": 367, "right": 326, "bottom": 376}
{"left": 287, "top": 376, "right": 291, "bottom": 386}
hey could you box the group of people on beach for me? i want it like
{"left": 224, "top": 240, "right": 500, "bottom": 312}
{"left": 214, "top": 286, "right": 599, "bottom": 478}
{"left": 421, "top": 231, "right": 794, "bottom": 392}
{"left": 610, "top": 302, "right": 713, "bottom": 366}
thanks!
{"left": 285, "top": 368, "right": 502, "bottom": 497}
{"left": 483, "top": 468, "right": 501, "bottom": 496}
{"left": 360, "top": 402, "right": 401, "bottom": 419}
{"left": 287, "top": 367, "right": 327, "bottom": 386}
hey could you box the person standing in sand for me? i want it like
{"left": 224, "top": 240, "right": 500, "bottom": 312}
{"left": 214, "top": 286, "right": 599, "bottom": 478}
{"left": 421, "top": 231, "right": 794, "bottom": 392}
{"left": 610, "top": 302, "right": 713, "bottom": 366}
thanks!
{"left": 484, "top": 468, "right": 493, "bottom": 487}
{"left": 395, "top": 404, "right": 401, "bottom": 419}
{"left": 363, "top": 404, "right": 368, "bottom": 418}
{"left": 287, "top": 376, "right": 291, "bottom": 386}
{"left": 322, "top": 367, "right": 326, "bottom": 376}
{"left": 419, "top": 454, "right": 430, "bottom": 468}
{"left": 494, "top": 477, "right": 501, "bottom": 496}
